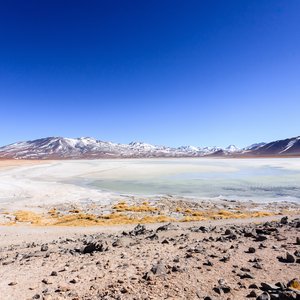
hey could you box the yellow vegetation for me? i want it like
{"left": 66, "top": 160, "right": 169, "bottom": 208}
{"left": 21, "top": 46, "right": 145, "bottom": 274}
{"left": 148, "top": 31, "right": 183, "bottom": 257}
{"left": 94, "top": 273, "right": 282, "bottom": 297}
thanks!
{"left": 112, "top": 201, "right": 158, "bottom": 213}
{"left": 180, "top": 215, "right": 207, "bottom": 222}
{"left": 48, "top": 208, "right": 59, "bottom": 217}
{"left": 288, "top": 279, "right": 300, "bottom": 290}
{"left": 9, "top": 206, "right": 280, "bottom": 227}
{"left": 14, "top": 210, "right": 43, "bottom": 225}
{"left": 179, "top": 208, "right": 275, "bottom": 220}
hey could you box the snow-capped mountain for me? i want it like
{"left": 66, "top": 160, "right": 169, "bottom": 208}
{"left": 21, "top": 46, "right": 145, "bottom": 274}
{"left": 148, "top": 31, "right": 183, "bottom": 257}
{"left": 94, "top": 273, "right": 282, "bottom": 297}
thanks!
{"left": 248, "top": 136, "right": 300, "bottom": 156}
{"left": 0, "top": 136, "right": 299, "bottom": 159}
{"left": 243, "top": 142, "right": 266, "bottom": 151}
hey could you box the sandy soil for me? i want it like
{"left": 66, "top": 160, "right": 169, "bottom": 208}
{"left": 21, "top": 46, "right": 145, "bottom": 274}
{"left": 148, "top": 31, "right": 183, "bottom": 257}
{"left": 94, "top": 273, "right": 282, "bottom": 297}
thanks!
{"left": 0, "top": 216, "right": 299, "bottom": 300}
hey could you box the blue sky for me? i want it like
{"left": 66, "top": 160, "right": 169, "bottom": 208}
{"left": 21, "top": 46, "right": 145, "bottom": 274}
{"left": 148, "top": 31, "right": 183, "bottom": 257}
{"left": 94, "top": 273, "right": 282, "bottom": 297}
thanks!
{"left": 0, "top": 0, "right": 299, "bottom": 148}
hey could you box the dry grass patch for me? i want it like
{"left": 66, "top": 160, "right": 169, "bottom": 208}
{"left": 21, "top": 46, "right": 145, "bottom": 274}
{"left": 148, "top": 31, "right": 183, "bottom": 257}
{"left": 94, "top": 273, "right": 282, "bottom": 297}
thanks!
{"left": 14, "top": 210, "right": 44, "bottom": 225}
{"left": 177, "top": 208, "right": 275, "bottom": 221}
{"left": 112, "top": 201, "right": 158, "bottom": 213}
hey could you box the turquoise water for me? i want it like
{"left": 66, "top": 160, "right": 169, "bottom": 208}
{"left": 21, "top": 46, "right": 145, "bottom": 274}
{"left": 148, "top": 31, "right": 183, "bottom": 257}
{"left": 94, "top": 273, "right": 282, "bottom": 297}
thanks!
{"left": 85, "top": 159, "right": 300, "bottom": 202}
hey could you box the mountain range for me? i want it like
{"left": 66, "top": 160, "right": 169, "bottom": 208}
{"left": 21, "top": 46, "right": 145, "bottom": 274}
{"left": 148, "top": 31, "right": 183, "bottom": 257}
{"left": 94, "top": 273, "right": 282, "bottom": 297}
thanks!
{"left": 0, "top": 136, "right": 299, "bottom": 159}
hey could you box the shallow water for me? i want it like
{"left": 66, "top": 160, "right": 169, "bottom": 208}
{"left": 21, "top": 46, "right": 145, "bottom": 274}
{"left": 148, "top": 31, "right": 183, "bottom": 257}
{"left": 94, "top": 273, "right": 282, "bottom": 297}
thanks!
{"left": 84, "top": 158, "right": 300, "bottom": 202}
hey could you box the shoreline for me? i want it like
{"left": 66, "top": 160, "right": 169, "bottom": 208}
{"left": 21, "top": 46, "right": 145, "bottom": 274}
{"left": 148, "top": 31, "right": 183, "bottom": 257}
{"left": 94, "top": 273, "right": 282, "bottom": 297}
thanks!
{"left": 1, "top": 158, "right": 300, "bottom": 227}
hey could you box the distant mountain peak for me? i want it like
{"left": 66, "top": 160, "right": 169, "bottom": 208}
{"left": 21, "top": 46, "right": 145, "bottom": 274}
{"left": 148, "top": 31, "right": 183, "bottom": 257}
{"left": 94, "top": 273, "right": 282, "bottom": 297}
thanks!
{"left": 0, "top": 136, "right": 299, "bottom": 159}
{"left": 225, "top": 145, "right": 239, "bottom": 152}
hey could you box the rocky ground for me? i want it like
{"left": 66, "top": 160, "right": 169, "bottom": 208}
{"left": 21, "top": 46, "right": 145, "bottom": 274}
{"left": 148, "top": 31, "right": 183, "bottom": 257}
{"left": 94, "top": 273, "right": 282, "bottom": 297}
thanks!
{"left": 0, "top": 216, "right": 299, "bottom": 300}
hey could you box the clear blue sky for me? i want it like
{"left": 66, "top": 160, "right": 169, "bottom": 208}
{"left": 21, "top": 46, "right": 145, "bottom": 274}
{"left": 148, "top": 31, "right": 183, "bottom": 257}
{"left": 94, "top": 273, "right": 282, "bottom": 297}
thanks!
{"left": 0, "top": 1, "right": 299, "bottom": 148}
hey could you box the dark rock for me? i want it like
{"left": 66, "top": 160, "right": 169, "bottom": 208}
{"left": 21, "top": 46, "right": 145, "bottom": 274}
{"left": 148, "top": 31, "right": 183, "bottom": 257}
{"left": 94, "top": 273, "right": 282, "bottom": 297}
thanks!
{"left": 50, "top": 271, "right": 58, "bottom": 276}
{"left": 286, "top": 253, "right": 296, "bottom": 263}
{"left": 259, "top": 243, "right": 267, "bottom": 249}
{"left": 203, "top": 260, "right": 213, "bottom": 266}
{"left": 247, "top": 290, "right": 257, "bottom": 298}
{"left": 129, "top": 224, "right": 147, "bottom": 236}
{"left": 225, "top": 229, "right": 234, "bottom": 235}
{"left": 156, "top": 223, "right": 177, "bottom": 232}
{"left": 238, "top": 272, "right": 255, "bottom": 279}
{"left": 120, "top": 287, "right": 128, "bottom": 293}
{"left": 253, "top": 262, "right": 263, "bottom": 269}
{"left": 244, "top": 230, "right": 256, "bottom": 238}
{"left": 146, "top": 233, "right": 158, "bottom": 240}
{"left": 249, "top": 284, "right": 259, "bottom": 289}
{"left": 70, "top": 279, "right": 77, "bottom": 284}
{"left": 220, "top": 255, "right": 230, "bottom": 262}
{"left": 81, "top": 241, "right": 108, "bottom": 254}
{"left": 247, "top": 247, "right": 256, "bottom": 253}
{"left": 261, "top": 282, "right": 281, "bottom": 291}
{"left": 41, "top": 278, "right": 52, "bottom": 285}
{"left": 171, "top": 265, "right": 183, "bottom": 272}
{"left": 198, "top": 226, "right": 209, "bottom": 232}
{"left": 280, "top": 216, "right": 288, "bottom": 225}
{"left": 241, "top": 267, "right": 251, "bottom": 272}
{"left": 255, "top": 235, "right": 268, "bottom": 242}
{"left": 213, "top": 279, "right": 231, "bottom": 294}
{"left": 8, "top": 282, "right": 17, "bottom": 286}
{"left": 256, "top": 292, "right": 271, "bottom": 300}
{"left": 275, "top": 282, "right": 286, "bottom": 290}
{"left": 173, "top": 256, "right": 180, "bottom": 263}
{"left": 40, "top": 244, "right": 48, "bottom": 252}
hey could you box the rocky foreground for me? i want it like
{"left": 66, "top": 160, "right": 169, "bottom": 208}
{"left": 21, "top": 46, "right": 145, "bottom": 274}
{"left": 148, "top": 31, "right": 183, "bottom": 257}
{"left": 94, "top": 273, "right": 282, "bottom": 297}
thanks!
{"left": 0, "top": 216, "right": 299, "bottom": 300}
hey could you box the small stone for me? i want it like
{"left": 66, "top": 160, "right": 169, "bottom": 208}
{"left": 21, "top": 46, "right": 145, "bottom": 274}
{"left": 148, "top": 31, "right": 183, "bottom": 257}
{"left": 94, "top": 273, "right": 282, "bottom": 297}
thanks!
{"left": 156, "top": 223, "right": 177, "bottom": 232}
{"left": 129, "top": 224, "right": 146, "bottom": 236}
{"left": 247, "top": 290, "right": 257, "bottom": 298}
{"left": 81, "top": 241, "right": 108, "bottom": 254}
{"left": 249, "top": 284, "right": 259, "bottom": 289}
{"left": 42, "top": 278, "right": 53, "bottom": 285}
{"left": 225, "top": 229, "right": 234, "bottom": 235}
{"left": 256, "top": 292, "right": 271, "bottom": 300}
{"left": 120, "top": 287, "right": 128, "bottom": 293}
{"left": 50, "top": 271, "right": 58, "bottom": 276}
{"left": 220, "top": 255, "right": 230, "bottom": 262}
{"left": 286, "top": 252, "right": 296, "bottom": 263}
{"left": 287, "top": 278, "right": 300, "bottom": 290}
{"left": 146, "top": 233, "right": 158, "bottom": 240}
{"left": 253, "top": 262, "right": 263, "bottom": 269}
{"left": 55, "top": 285, "right": 70, "bottom": 292}
{"left": 203, "top": 260, "right": 213, "bottom": 266}
{"left": 261, "top": 282, "right": 280, "bottom": 291}
{"left": 248, "top": 247, "right": 256, "bottom": 253}
{"left": 280, "top": 216, "right": 288, "bottom": 224}
{"left": 241, "top": 267, "right": 251, "bottom": 272}
{"left": 238, "top": 272, "right": 254, "bottom": 279}
{"left": 41, "top": 244, "right": 49, "bottom": 252}
{"left": 255, "top": 235, "right": 268, "bottom": 242}
{"left": 8, "top": 282, "right": 17, "bottom": 286}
